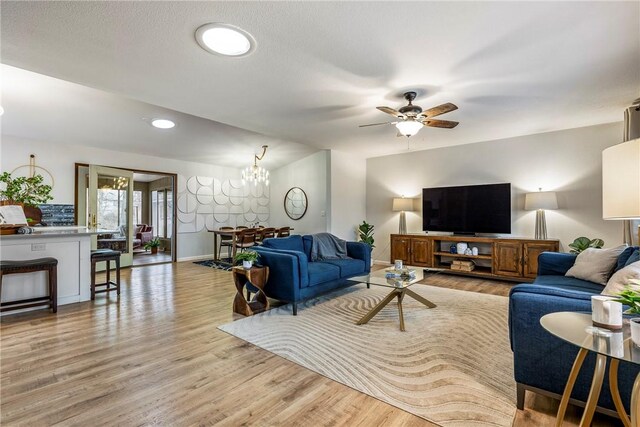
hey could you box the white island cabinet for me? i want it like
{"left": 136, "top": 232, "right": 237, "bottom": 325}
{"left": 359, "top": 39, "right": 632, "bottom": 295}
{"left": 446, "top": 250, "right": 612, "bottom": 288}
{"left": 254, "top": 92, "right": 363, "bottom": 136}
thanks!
{"left": 0, "top": 227, "right": 98, "bottom": 312}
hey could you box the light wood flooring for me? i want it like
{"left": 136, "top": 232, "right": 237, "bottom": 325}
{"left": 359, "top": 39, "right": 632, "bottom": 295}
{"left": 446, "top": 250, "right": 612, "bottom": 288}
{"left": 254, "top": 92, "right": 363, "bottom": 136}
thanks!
{"left": 1, "top": 262, "right": 622, "bottom": 426}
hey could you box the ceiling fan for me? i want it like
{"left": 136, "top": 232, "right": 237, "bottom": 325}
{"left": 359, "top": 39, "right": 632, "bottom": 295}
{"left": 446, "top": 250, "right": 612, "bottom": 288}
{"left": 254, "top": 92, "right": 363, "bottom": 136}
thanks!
{"left": 360, "top": 91, "right": 459, "bottom": 137}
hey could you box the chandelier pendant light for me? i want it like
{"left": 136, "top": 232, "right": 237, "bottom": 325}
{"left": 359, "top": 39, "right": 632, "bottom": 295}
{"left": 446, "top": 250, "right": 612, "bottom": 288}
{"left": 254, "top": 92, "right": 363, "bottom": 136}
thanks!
{"left": 241, "top": 145, "right": 270, "bottom": 186}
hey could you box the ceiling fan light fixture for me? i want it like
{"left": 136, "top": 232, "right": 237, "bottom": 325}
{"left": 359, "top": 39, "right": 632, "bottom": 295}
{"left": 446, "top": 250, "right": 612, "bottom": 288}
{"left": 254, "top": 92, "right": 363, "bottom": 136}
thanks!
{"left": 395, "top": 120, "right": 423, "bottom": 137}
{"left": 195, "top": 23, "right": 255, "bottom": 57}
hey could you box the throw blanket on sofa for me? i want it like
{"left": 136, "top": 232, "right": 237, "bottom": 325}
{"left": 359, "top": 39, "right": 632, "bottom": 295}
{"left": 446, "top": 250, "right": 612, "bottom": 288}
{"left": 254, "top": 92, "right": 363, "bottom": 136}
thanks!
{"left": 311, "top": 233, "right": 349, "bottom": 261}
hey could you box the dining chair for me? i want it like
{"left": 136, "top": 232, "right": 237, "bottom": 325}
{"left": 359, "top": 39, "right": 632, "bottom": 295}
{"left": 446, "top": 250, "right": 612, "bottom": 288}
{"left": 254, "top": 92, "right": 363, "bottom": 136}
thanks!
{"left": 276, "top": 227, "right": 291, "bottom": 238}
{"left": 257, "top": 227, "right": 276, "bottom": 244}
{"left": 236, "top": 226, "right": 248, "bottom": 229}
{"left": 219, "top": 226, "right": 235, "bottom": 260}
{"left": 232, "top": 228, "right": 258, "bottom": 258}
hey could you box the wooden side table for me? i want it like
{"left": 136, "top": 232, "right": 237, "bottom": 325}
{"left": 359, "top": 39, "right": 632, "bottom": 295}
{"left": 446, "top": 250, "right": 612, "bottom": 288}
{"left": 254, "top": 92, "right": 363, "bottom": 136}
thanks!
{"left": 232, "top": 266, "right": 269, "bottom": 316}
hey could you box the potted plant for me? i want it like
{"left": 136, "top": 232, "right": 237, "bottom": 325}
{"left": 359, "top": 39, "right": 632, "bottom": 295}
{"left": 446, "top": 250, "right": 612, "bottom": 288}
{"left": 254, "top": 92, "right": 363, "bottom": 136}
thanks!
{"left": 615, "top": 281, "right": 640, "bottom": 346}
{"left": 568, "top": 236, "right": 604, "bottom": 254}
{"left": 234, "top": 250, "right": 259, "bottom": 269}
{"left": 144, "top": 237, "right": 161, "bottom": 254}
{"left": 357, "top": 221, "right": 375, "bottom": 250}
{"left": 0, "top": 172, "right": 53, "bottom": 225}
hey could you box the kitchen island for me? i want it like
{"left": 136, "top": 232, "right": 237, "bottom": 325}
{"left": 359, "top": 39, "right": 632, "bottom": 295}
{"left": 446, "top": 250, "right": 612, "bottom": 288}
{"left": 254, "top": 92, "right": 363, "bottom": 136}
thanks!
{"left": 1, "top": 227, "right": 99, "bottom": 312}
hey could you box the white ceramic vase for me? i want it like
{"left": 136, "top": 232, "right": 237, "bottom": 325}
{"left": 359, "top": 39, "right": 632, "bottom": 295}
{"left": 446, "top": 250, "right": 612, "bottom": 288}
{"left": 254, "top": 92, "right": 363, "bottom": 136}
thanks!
{"left": 243, "top": 260, "right": 253, "bottom": 269}
{"left": 631, "top": 318, "right": 640, "bottom": 347}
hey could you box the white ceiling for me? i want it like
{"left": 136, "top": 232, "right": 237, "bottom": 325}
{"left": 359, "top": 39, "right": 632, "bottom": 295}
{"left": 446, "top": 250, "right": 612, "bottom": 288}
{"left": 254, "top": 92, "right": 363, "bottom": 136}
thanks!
{"left": 1, "top": 1, "right": 639, "bottom": 162}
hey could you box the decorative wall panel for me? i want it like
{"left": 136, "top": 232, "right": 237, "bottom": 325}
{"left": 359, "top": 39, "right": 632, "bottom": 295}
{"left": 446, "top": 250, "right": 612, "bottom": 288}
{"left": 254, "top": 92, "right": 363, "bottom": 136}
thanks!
{"left": 176, "top": 175, "right": 269, "bottom": 233}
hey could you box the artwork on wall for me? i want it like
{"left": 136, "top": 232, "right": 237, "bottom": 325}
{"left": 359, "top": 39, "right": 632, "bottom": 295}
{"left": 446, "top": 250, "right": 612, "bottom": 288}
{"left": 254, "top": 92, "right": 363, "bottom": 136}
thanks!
{"left": 176, "top": 175, "right": 269, "bottom": 233}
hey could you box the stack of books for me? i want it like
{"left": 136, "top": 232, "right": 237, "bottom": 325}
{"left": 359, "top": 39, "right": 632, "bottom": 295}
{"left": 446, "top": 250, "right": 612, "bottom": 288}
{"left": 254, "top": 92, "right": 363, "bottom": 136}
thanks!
{"left": 384, "top": 267, "right": 416, "bottom": 279}
{"left": 451, "top": 259, "right": 475, "bottom": 272}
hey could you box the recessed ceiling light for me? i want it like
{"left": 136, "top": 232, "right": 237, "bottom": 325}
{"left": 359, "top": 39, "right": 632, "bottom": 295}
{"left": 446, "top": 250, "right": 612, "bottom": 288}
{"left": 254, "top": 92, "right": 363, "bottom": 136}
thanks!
{"left": 195, "top": 23, "right": 255, "bottom": 57}
{"left": 151, "top": 119, "right": 175, "bottom": 129}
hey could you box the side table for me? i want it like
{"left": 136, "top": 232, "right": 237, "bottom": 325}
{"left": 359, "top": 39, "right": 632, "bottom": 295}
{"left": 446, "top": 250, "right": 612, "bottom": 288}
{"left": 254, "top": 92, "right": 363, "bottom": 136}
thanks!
{"left": 540, "top": 311, "right": 640, "bottom": 427}
{"left": 232, "top": 266, "right": 269, "bottom": 316}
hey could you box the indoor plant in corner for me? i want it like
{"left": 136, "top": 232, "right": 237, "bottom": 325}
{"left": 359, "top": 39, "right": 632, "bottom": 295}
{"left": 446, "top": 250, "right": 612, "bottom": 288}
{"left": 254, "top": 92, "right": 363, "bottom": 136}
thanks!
{"left": 615, "top": 281, "right": 640, "bottom": 346}
{"left": 357, "top": 221, "right": 375, "bottom": 265}
{"left": 234, "top": 250, "right": 259, "bottom": 269}
{"left": 568, "top": 236, "right": 604, "bottom": 254}
{"left": 144, "top": 237, "right": 161, "bottom": 254}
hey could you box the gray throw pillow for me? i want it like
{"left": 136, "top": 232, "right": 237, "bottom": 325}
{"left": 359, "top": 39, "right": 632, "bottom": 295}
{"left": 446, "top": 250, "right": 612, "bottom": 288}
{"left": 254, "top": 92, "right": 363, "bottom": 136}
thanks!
{"left": 602, "top": 260, "right": 640, "bottom": 296}
{"left": 565, "top": 245, "right": 627, "bottom": 285}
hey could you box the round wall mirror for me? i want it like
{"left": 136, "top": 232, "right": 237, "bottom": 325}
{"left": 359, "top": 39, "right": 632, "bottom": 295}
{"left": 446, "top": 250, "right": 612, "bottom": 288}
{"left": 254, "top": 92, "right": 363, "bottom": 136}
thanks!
{"left": 284, "top": 187, "right": 308, "bottom": 220}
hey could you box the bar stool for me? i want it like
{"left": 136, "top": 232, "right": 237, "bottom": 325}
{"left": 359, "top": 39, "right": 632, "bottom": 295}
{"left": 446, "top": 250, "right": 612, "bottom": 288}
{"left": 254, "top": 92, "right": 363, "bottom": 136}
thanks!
{"left": 0, "top": 257, "right": 58, "bottom": 313}
{"left": 90, "top": 249, "right": 121, "bottom": 300}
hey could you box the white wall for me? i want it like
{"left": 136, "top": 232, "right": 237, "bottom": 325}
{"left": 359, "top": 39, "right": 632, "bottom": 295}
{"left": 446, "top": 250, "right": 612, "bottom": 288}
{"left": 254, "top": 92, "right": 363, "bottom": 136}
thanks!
{"left": 366, "top": 122, "right": 629, "bottom": 263}
{"left": 1, "top": 136, "right": 242, "bottom": 260}
{"left": 269, "top": 150, "right": 330, "bottom": 235}
{"left": 329, "top": 150, "right": 366, "bottom": 241}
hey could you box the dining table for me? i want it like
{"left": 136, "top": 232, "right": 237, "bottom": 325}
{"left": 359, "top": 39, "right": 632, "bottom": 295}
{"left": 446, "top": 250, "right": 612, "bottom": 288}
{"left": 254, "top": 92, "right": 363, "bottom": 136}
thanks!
{"left": 208, "top": 227, "right": 293, "bottom": 262}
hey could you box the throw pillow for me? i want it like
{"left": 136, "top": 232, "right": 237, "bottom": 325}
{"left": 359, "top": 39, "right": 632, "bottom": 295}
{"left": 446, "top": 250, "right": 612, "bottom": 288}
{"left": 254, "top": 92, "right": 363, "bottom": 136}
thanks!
{"left": 565, "top": 245, "right": 627, "bottom": 285}
{"left": 615, "top": 246, "right": 635, "bottom": 271}
{"left": 625, "top": 249, "right": 640, "bottom": 267}
{"left": 602, "top": 260, "right": 640, "bottom": 296}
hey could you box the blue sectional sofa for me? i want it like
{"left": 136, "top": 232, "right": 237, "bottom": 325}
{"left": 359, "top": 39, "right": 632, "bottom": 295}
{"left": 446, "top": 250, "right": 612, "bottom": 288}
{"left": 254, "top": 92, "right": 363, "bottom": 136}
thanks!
{"left": 253, "top": 235, "right": 371, "bottom": 315}
{"left": 509, "top": 248, "right": 640, "bottom": 416}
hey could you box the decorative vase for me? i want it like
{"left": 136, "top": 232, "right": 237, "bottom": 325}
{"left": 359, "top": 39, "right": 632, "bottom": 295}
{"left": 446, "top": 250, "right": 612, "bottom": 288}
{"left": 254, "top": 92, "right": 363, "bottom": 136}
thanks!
{"left": 243, "top": 260, "right": 253, "bottom": 269}
{"left": 631, "top": 318, "right": 640, "bottom": 347}
{"left": 151, "top": 247, "right": 158, "bottom": 255}
{"left": 456, "top": 242, "right": 468, "bottom": 255}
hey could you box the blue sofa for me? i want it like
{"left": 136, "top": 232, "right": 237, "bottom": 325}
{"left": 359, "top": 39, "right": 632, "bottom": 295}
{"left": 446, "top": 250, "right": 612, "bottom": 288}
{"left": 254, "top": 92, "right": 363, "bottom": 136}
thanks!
{"left": 509, "top": 247, "right": 640, "bottom": 416}
{"left": 253, "top": 235, "right": 371, "bottom": 315}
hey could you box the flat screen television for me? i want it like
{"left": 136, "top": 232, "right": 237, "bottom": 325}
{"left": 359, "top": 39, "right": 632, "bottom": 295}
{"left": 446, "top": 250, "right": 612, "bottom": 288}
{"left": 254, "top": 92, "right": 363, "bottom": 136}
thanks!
{"left": 422, "top": 183, "right": 511, "bottom": 234}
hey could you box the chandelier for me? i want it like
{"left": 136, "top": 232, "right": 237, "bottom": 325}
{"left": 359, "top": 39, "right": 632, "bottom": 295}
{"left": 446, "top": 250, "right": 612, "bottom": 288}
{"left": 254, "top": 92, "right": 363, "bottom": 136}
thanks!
{"left": 241, "top": 145, "right": 269, "bottom": 186}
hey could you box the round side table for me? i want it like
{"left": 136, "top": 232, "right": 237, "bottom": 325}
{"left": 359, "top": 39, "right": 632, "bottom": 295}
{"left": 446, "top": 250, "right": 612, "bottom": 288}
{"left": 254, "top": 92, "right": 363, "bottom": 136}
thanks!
{"left": 231, "top": 265, "right": 269, "bottom": 316}
{"left": 540, "top": 311, "right": 640, "bottom": 427}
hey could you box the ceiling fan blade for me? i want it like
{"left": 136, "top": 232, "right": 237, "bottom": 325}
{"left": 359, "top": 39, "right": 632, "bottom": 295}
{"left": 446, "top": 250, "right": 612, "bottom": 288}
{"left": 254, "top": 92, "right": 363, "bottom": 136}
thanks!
{"left": 421, "top": 119, "right": 459, "bottom": 129}
{"left": 421, "top": 103, "right": 458, "bottom": 118}
{"left": 377, "top": 106, "right": 404, "bottom": 118}
{"left": 359, "top": 121, "right": 395, "bottom": 128}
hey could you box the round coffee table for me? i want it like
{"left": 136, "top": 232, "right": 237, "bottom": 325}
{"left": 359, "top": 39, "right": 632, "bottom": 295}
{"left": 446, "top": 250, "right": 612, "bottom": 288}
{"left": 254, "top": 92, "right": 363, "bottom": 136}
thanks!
{"left": 540, "top": 311, "right": 640, "bottom": 427}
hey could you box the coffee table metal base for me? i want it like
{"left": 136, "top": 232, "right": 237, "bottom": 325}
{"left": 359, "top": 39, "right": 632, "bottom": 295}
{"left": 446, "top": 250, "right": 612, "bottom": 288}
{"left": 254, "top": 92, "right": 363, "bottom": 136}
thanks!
{"left": 356, "top": 287, "right": 436, "bottom": 331}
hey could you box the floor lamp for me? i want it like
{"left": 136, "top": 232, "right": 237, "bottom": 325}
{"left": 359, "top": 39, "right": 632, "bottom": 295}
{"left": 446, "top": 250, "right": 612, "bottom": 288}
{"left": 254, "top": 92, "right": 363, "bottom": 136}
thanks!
{"left": 392, "top": 197, "right": 414, "bottom": 235}
{"left": 525, "top": 189, "right": 558, "bottom": 240}
{"left": 603, "top": 138, "right": 640, "bottom": 244}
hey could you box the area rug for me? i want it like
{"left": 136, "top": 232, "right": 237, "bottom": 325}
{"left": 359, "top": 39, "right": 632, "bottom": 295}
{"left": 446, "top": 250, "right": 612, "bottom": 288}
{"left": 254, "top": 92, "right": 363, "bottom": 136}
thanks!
{"left": 219, "top": 283, "right": 516, "bottom": 427}
{"left": 193, "top": 258, "right": 233, "bottom": 271}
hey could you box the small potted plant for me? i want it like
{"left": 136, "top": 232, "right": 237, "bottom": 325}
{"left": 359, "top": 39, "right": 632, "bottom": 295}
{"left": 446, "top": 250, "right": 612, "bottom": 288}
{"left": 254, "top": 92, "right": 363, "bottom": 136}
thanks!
{"left": 144, "top": 237, "right": 161, "bottom": 254}
{"left": 615, "top": 281, "right": 640, "bottom": 346}
{"left": 234, "top": 250, "right": 259, "bottom": 269}
{"left": 568, "top": 236, "right": 604, "bottom": 254}
{"left": 357, "top": 220, "right": 375, "bottom": 250}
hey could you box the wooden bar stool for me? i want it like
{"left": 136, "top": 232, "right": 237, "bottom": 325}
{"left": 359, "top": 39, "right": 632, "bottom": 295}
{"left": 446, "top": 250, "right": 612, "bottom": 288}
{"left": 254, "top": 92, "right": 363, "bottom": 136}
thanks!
{"left": 0, "top": 257, "right": 58, "bottom": 313}
{"left": 90, "top": 249, "right": 121, "bottom": 300}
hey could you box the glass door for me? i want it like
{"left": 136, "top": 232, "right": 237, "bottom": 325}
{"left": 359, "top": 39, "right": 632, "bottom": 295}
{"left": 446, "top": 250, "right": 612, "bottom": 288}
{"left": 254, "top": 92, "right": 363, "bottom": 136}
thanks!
{"left": 88, "top": 165, "right": 134, "bottom": 267}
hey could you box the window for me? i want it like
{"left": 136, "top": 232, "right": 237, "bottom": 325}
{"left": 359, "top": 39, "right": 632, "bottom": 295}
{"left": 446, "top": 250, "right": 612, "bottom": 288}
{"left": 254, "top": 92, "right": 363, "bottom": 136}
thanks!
{"left": 133, "top": 190, "right": 142, "bottom": 225}
{"left": 151, "top": 189, "right": 174, "bottom": 238}
{"left": 97, "top": 188, "right": 127, "bottom": 230}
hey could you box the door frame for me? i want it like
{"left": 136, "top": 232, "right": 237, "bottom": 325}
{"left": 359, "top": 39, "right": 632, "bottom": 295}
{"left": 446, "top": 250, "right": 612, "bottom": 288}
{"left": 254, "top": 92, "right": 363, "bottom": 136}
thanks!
{"left": 75, "top": 163, "right": 178, "bottom": 263}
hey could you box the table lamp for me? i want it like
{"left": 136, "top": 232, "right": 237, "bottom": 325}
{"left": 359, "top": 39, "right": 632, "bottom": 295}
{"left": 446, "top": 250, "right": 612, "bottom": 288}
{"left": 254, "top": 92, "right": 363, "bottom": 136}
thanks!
{"left": 525, "top": 189, "right": 558, "bottom": 240}
{"left": 392, "top": 197, "right": 414, "bottom": 234}
{"left": 603, "top": 138, "right": 640, "bottom": 244}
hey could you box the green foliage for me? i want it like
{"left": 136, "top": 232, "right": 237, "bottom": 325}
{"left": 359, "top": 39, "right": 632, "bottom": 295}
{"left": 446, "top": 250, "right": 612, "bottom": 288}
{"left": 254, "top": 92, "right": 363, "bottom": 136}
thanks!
{"left": 0, "top": 172, "right": 53, "bottom": 207}
{"left": 234, "top": 250, "right": 259, "bottom": 264}
{"left": 357, "top": 220, "right": 375, "bottom": 249}
{"left": 144, "top": 238, "right": 161, "bottom": 250}
{"left": 568, "top": 236, "right": 604, "bottom": 254}
{"left": 615, "top": 282, "right": 640, "bottom": 315}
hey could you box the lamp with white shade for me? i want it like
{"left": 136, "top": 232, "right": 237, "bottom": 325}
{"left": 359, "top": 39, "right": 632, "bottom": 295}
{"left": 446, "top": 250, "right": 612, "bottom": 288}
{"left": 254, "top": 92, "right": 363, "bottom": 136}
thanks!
{"left": 525, "top": 189, "right": 558, "bottom": 240}
{"left": 602, "top": 138, "right": 640, "bottom": 244}
{"left": 392, "top": 197, "right": 414, "bottom": 234}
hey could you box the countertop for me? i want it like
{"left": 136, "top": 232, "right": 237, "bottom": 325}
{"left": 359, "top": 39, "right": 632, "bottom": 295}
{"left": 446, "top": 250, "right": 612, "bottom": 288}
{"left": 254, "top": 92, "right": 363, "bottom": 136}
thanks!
{"left": 1, "top": 226, "right": 102, "bottom": 240}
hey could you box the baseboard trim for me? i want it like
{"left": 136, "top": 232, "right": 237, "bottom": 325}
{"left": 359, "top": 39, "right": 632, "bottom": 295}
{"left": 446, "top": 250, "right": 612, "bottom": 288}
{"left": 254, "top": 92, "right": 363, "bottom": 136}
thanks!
{"left": 373, "top": 260, "right": 391, "bottom": 265}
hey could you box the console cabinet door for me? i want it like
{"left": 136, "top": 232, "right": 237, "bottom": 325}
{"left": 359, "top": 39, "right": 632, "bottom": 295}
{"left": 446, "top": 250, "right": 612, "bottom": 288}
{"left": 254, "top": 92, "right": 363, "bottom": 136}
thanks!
{"left": 494, "top": 242, "right": 523, "bottom": 277}
{"left": 523, "top": 242, "right": 558, "bottom": 278}
{"left": 410, "top": 239, "right": 432, "bottom": 267}
{"left": 390, "top": 236, "right": 411, "bottom": 264}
